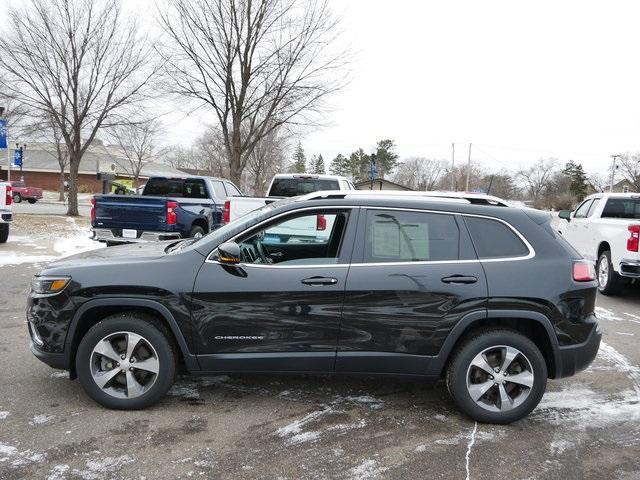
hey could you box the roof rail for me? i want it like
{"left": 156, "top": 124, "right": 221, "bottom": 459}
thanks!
{"left": 297, "top": 190, "right": 511, "bottom": 206}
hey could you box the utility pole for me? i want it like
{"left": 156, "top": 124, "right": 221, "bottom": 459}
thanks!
{"left": 0, "top": 107, "right": 10, "bottom": 182}
{"left": 465, "top": 143, "right": 472, "bottom": 191}
{"left": 450, "top": 142, "right": 455, "bottom": 191}
{"left": 610, "top": 154, "right": 621, "bottom": 192}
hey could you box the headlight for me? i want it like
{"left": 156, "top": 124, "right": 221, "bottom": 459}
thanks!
{"left": 30, "top": 276, "right": 71, "bottom": 296}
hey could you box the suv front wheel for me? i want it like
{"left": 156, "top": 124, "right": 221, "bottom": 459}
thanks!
{"left": 76, "top": 314, "right": 176, "bottom": 409}
{"left": 446, "top": 328, "right": 547, "bottom": 424}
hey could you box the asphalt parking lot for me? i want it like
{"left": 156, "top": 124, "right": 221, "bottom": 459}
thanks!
{"left": 1, "top": 216, "right": 640, "bottom": 479}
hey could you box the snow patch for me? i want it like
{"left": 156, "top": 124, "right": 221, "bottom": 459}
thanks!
{"left": 465, "top": 422, "right": 478, "bottom": 480}
{"left": 0, "top": 442, "right": 47, "bottom": 468}
{"left": 0, "top": 411, "right": 9, "bottom": 420}
{"left": 49, "top": 371, "right": 69, "bottom": 379}
{"left": 276, "top": 407, "right": 333, "bottom": 439}
{"left": 0, "top": 253, "right": 57, "bottom": 266}
{"left": 168, "top": 382, "right": 200, "bottom": 399}
{"left": 72, "top": 455, "right": 134, "bottom": 480}
{"left": 550, "top": 440, "right": 572, "bottom": 455}
{"left": 31, "top": 414, "right": 54, "bottom": 425}
{"left": 350, "top": 459, "right": 388, "bottom": 480}
{"left": 344, "top": 395, "right": 384, "bottom": 409}
{"left": 47, "top": 464, "right": 70, "bottom": 480}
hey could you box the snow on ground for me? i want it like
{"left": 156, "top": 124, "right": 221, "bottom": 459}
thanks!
{"left": 0, "top": 216, "right": 103, "bottom": 266}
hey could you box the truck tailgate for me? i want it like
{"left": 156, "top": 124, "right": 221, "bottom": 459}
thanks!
{"left": 94, "top": 195, "right": 168, "bottom": 231}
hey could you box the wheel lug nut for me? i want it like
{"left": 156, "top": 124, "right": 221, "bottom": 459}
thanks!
{"left": 129, "top": 367, "right": 133, "bottom": 371}
{"left": 121, "top": 355, "right": 125, "bottom": 360}
{"left": 494, "top": 367, "right": 500, "bottom": 373}
{"left": 130, "top": 358, "right": 135, "bottom": 363}
{"left": 489, "top": 375, "right": 494, "bottom": 380}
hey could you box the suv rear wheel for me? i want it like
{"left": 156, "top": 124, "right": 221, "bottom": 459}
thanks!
{"left": 446, "top": 328, "right": 547, "bottom": 424}
{"left": 76, "top": 314, "right": 176, "bottom": 409}
{"left": 597, "top": 250, "right": 623, "bottom": 295}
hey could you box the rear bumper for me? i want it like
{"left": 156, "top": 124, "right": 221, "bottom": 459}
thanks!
{"left": 619, "top": 259, "right": 640, "bottom": 278}
{"left": 555, "top": 322, "right": 602, "bottom": 378}
{"left": 92, "top": 228, "right": 182, "bottom": 244}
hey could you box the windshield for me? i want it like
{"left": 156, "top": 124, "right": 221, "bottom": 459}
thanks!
{"left": 602, "top": 198, "right": 640, "bottom": 219}
{"left": 269, "top": 178, "right": 339, "bottom": 197}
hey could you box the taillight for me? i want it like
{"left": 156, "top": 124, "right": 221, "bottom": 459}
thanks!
{"left": 90, "top": 197, "right": 96, "bottom": 224}
{"left": 573, "top": 261, "right": 595, "bottom": 282}
{"left": 223, "top": 200, "right": 230, "bottom": 224}
{"left": 316, "top": 214, "right": 326, "bottom": 231}
{"left": 627, "top": 225, "right": 640, "bottom": 252}
{"left": 6, "top": 185, "right": 12, "bottom": 206}
{"left": 166, "top": 201, "right": 178, "bottom": 225}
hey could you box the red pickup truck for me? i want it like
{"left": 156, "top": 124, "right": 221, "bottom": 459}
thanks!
{"left": 11, "top": 181, "right": 43, "bottom": 204}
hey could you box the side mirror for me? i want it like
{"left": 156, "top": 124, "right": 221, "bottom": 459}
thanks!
{"left": 558, "top": 210, "right": 572, "bottom": 222}
{"left": 215, "top": 241, "right": 241, "bottom": 265}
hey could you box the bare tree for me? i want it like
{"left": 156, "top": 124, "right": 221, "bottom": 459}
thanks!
{"left": 160, "top": 0, "right": 347, "bottom": 186}
{"left": 245, "top": 127, "right": 288, "bottom": 195}
{"left": 588, "top": 172, "right": 608, "bottom": 193}
{"left": 517, "top": 158, "right": 558, "bottom": 206}
{"left": 617, "top": 153, "right": 640, "bottom": 192}
{"left": 161, "top": 145, "right": 196, "bottom": 170}
{"left": 393, "top": 157, "right": 447, "bottom": 191}
{"left": 0, "top": 0, "right": 157, "bottom": 215}
{"left": 107, "top": 118, "right": 162, "bottom": 187}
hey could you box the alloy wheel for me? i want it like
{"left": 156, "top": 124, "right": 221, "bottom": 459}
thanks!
{"left": 466, "top": 345, "right": 534, "bottom": 412}
{"left": 89, "top": 331, "right": 160, "bottom": 399}
{"left": 598, "top": 257, "right": 609, "bottom": 288}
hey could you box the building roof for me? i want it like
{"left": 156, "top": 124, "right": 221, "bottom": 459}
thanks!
{"left": 0, "top": 142, "right": 185, "bottom": 178}
{"left": 354, "top": 178, "right": 413, "bottom": 191}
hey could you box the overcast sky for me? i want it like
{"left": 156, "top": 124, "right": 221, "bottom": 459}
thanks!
{"left": 10, "top": 0, "right": 640, "bottom": 177}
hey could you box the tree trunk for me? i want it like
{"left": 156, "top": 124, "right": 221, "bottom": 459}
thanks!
{"left": 66, "top": 158, "right": 80, "bottom": 216}
{"left": 58, "top": 169, "right": 65, "bottom": 202}
{"left": 229, "top": 131, "right": 243, "bottom": 186}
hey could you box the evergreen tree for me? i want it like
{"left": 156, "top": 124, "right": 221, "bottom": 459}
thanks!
{"left": 330, "top": 154, "right": 350, "bottom": 177}
{"left": 291, "top": 142, "right": 306, "bottom": 173}
{"left": 562, "top": 160, "right": 588, "bottom": 200}
{"left": 374, "top": 139, "right": 399, "bottom": 178}
{"left": 311, "top": 154, "right": 325, "bottom": 174}
{"left": 349, "top": 148, "right": 370, "bottom": 181}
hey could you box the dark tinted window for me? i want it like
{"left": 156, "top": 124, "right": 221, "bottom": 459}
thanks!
{"left": 143, "top": 178, "right": 208, "bottom": 199}
{"left": 465, "top": 217, "right": 529, "bottom": 259}
{"left": 364, "top": 210, "right": 459, "bottom": 262}
{"left": 602, "top": 198, "right": 640, "bottom": 219}
{"left": 269, "top": 178, "right": 340, "bottom": 197}
{"left": 211, "top": 181, "right": 226, "bottom": 199}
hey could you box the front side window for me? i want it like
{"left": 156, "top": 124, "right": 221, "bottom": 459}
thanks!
{"left": 237, "top": 211, "right": 349, "bottom": 266}
{"left": 465, "top": 216, "right": 529, "bottom": 259}
{"left": 586, "top": 198, "right": 601, "bottom": 217}
{"left": 573, "top": 200, "right": 593, "bottom": 218}
{"left": 363, "top": 210, "right": 459, "bottom": 263}
{"left": 602, "top": 198, "right": 640, "bottom": 219}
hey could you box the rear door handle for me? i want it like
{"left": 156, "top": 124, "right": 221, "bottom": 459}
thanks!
{"left": 301, "top": 276, "right": 338, "bottom": 286}
{"left": 441, "top": 275, "right": 478, "bottom": 285}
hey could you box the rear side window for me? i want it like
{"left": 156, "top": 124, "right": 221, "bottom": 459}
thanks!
{"left": 183, "top": 179, "right": 208, "bottom": 199}
{"left": 225, "top": 182, "right": 242, "bottom": 196}
{"left": 465, "top": 217, "right": 529, "bottom": 259}
{"left": 211, "top": 181, "right": 227, "bottom": 199}
{"left": 602, "top": 198, "right": 640, "bottom": 219}
{"left": 363, "top": 210, "right": 459, "bottom": 263}
{"left": 269, "top": 178, "right": 340, "bottom": 197}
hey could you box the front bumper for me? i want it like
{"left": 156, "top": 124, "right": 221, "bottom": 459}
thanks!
{"left": 92, "top": 228, "right": 181, "bottom": 244}
{"left": 30, "top": 342, "right": 68, "bottom": 370}
{"left": 555, "top": 323, "right": 602, "bottom": 378}
{"left": 619, "top": 259, "right": 640, "bottom": 278}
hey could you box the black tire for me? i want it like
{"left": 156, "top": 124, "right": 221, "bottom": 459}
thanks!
{"left": 596, "top": 250, "right": 623, "bottom": 296}
{"left": 76, "top": 313, "right": 176, "bottom": 409}
{"left": 0, "top": 224, "right": 8, "bottom": 243}
{"left": 27, "top": 198, "right": 37, "bottom": 204}
{"left": 446, "top": 328, "right": 547, "bottom": 424}
{"left": 190, "top": 225, "right": 206, "bottom": 238}
{"left": 12, "top": 193, "right": 21, "bottom": 203}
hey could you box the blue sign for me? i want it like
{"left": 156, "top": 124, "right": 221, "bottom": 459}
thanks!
{"left": 0, "top": 119, "right": 7, "bottom": 149}
{"left": 369, "top": 159, "right": 378, "bottom": 180}
{"left": 14, "top": 148, "right": 22, "bottom": 167}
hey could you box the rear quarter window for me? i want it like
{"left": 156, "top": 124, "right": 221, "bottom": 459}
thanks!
{"left": 464, "top": 216, "right": 530, "bottom": 259}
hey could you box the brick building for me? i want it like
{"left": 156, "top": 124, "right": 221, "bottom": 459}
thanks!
{"left": 0, "top": 142, "right": 185, "bottom": 193}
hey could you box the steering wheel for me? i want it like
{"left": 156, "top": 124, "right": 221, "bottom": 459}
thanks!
{"left": 255, "top": 241, "right": 272, "bottom": 264}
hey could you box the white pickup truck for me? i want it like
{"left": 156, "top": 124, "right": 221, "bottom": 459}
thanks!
{"left": 558, "top": 192, "right": 640, "bottom": 295}
{"left": 0, "top": 181, "right": 13, "bottom": 243}
{"left": 223, "top": 173, "right": 355, "bottom": 223}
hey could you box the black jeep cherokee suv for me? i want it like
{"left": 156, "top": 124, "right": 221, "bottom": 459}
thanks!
{"left": 27, "top": 193, "right": 601, "bottom": 423}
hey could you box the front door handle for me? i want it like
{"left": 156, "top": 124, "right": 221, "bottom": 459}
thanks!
{"left": 441, "top": 275, "right": 478, "bottom": 285}
{"left": 301, "top": 276, "right": 338, "bottom": 286}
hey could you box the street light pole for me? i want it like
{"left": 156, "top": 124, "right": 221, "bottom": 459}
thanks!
{"left": 610, "top": 154, "right": 621, "bottom": 192}
{"left": 450, "top": 142, "right": 455, "bottom": 191}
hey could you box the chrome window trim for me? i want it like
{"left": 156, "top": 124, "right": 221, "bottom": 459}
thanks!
{"left": 204, "top": 204, "right": 536, "bottom": 268}
{"left": 205, "top": 205, "right": 357, "bottom": 266}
